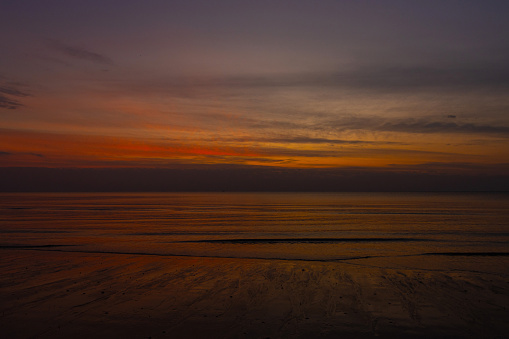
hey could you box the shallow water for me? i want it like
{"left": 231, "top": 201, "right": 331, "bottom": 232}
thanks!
{"left": 1, "top": 192, "right": 509, "bottom": 338}
{"left": 1, "top": 192, "right": 508, "bottom": 271}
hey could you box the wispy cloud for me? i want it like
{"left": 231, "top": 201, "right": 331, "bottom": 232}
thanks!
{"left": 0, "top": 95, "right": 23, "bottom": 110}
{"left": 376, "top": 121, "right": 509, "bottom": 135}
{"left": 0, "top": 83, "right": 31, "bottom": 110}
{"left": 320, "top": 116, "right": 509, "bottom": 136}
{"left": 254, "top": 145, "right": 464, "bottom": 159}
{"left": 232, "top": 136, "right": 404, "bottom": 146}
{"left": 130, "top": 60, "right": 509, "bottom": 94}
{"left": 233, "top": 114, "right": 509, "bottom": 137}
{"left": 330, "top": 63, "right": 509, "bottom": 92}
{"left": 46, "top": 39, "right": 113, "bottom": 65}
{"left": 0, "top": 151, "right": 44, "bottom": 158}
{"left": 387, "top": 162, "right": 509, "bottom": 175}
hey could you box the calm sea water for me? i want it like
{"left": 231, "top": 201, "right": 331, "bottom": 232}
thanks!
{"left": 1, "top": 192, "right": 508, "bottom": 266}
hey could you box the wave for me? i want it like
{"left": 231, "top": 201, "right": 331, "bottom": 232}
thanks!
{"left": 175, "top": 237, "right": 432, "bottom": 244}
{"left": 0, "top": 244, "right": 74, "bottom": 249}
{"left": 132, "top": 232, "right": 238, "bottom": 236}
{"left": 0, "top": 230, "right": 72, "bottom": 234}
{"left": 424, "top": 252, "right": 509, "bottom": 257}
{"left": 1, "top": 245, "right": 508, "bottom": 261}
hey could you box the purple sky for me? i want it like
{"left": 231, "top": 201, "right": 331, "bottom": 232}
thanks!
{"left": 1, "top": 1, "right": 508, "bottom": 189}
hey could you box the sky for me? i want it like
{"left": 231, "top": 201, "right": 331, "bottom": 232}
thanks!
{"left": 1, "top": 1, "right": 509, "bottom": 190}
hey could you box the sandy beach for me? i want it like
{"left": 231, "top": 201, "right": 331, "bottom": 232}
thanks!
{"left": 1, "top": 248, "right": 508, "bottom": 339}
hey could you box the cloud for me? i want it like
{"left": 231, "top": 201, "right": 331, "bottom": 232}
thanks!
{"left": 260, "top": 137, "right": 370, "bottom": 145}
{"left": 0, "top": 95, "right": 23, "bottom": 109}
{"left": 190, "top": 112, "right": 509, "bottom": 139}
{"left": 1, "top": 165, "right": 508, "bottom": 192}
{"left": 0, "top": 83, "right": 31, "bottom": 110}
{"left": 144, "top": 61, "right": 509, "bottom": 94}
{"left": 46, "top": 39, "right": 113, "bottom": 65}
{"left": 244, "top": 136, "right": 403, "bottom": 146}
{"left": 256, "top": 145, "right": 461, "bottom": 159}
{"left": 321, "top": 116, "right": 509, "bottom": 136}
{"left": 386, "top": 162, "right": 509, "bottom": 176}
{"left": 0, "top": 151, "right": 44, "bottom": 157}
{"left": 332, "top": 64, "right": 509, "bottom": 92}
{"left": 0, "top": 85, "right": 30, "bottom": 97}
{"left": 376, "top": 121, "right": 509, "bottom": 135}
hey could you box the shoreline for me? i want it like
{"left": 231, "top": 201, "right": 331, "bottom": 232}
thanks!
{"left": 1, "top": 249, "right": 508, "bottom": 338}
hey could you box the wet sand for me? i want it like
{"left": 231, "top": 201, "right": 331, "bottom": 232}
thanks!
{"left": 1, "top": 249, "right": 508, "bottom": 338}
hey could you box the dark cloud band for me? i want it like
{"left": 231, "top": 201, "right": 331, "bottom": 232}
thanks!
{"left": 46, "top": 39, "right": 113, "bottom": 65}
{"left": 0, "top": 84, "right": 31, "bottom": 110}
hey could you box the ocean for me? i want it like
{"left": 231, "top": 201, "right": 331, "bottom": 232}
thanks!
{"left": 1, "top": 192, "right": 508, "bottom": 270}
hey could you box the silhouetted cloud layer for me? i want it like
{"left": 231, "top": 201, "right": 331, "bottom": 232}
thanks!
{"left": 249, "top": 137, "right": 403, "bottom": 145}
{"left": 1, "top": 166, "right": 507, "bottom": 192}
{"left": 377, "top": 121, "right": 509, "bottom": 135}
{"left": 46, "top": 40, "right": 113, "bottom": 65}
{"left": 0, "top": 84, "right": 30, "bottom": 109}
{"left": 317, "top": 117, "right": 509, "bottom": 136}
{"left": 0, "top": 151, "right": 44, "bottom": 158}
{"left": 136, "top": 61, "right": 509, "bottom": 94}
{"left": 236, "top": 116, "right": 509, "bottom": 137}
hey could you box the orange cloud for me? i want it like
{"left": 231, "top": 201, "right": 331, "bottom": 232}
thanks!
{"left": 0, "top": 129, "right": 263, "bottom": 167}
{"left": 1, "top": 126, "right": 504, "bottom": 169}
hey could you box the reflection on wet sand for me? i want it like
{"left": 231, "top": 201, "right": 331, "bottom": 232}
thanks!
{"left": 1, "top": 249, "right": 508, "bottom": 338}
